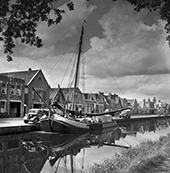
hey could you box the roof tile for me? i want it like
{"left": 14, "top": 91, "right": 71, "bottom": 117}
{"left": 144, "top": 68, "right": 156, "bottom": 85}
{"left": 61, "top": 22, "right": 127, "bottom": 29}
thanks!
{"left": 0, "top": 69, "right": 39, "bottom": 85}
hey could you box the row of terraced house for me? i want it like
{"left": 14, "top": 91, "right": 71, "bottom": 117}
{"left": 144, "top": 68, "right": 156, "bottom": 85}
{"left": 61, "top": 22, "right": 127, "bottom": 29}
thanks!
{"left": 0, "top": 68, "right": 165, "bottom": 118}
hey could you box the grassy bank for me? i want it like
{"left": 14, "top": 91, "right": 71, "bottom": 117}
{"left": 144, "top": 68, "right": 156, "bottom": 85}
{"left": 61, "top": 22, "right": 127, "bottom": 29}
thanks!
{"left": 86, "top": 134, "right": 170, "bottom": 173}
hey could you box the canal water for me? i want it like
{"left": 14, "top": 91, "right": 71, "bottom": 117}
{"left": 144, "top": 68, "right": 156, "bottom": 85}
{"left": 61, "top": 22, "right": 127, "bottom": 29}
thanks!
{"left": 1, "top": 117, "right": 170, "bottom": 173}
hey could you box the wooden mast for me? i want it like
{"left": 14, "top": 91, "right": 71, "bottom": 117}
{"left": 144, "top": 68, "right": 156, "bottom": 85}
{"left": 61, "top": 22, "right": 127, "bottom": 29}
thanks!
{"left": 72, "top": 21, "right": 86, "bottom": 110}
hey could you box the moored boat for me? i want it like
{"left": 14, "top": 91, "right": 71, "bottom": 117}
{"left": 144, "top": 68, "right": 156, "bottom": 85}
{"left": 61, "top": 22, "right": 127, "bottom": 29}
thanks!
{"left": 40, "top": 113, "right": 117, "bottom": 134}
{"left": 37, "top": 21, "right": 130, "bottom": 134}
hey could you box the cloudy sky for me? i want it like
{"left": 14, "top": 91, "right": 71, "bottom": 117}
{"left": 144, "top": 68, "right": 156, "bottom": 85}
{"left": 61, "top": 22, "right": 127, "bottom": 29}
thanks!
{"left": 1, "top": 0, "right": 170, "bottom": 102}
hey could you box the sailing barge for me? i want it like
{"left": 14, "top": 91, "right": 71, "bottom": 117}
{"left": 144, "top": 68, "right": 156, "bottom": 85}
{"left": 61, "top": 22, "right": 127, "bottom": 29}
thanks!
{"left": 37, "top": 21, "right": 130, "bottom": 134}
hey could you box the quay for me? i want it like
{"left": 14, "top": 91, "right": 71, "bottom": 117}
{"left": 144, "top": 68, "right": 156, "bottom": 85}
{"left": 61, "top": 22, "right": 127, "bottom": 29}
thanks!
{"left": 116, "top": 114, "right": 170, "bottom": 124}
{"left": 0, "top": 118, "right": 41, "bottom": 135}
{"left": 0, "top": 115, "right": 170, "bottom": 135}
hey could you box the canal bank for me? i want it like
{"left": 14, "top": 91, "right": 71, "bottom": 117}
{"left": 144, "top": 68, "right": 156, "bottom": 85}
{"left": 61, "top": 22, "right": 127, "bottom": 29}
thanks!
{"left": 117, "top": 114, "right": 170, "bottom": 125}
{"left": 0, "top": 118, "right": 41, "bottom": 135}
{"left": 0, "top": 115, "right": 170, "bottom": 135}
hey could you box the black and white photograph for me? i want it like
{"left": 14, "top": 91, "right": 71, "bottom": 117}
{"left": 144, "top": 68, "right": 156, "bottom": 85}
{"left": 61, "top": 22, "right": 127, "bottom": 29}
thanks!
{"left": 0, "top": 0, "right": 170, "bottom": 172}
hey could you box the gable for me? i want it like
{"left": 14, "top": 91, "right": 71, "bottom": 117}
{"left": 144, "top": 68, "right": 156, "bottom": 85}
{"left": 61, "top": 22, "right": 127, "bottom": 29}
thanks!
{"left": 28, "top": 69, "right": 49, "bottom": 86}
{"left": 28, "top": 70, "right": 50, "bottom": 90}
{"left": 0, "top": 69, "right": 39, "bottom": 85}
{"left": 0, "top": 69, "right": 50, "bottom": 88}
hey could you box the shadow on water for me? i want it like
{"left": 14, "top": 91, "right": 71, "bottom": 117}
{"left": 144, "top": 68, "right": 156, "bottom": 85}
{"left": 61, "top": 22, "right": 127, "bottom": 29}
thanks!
{"left": 1, "top": 117, "right": 170, "bottom": 173}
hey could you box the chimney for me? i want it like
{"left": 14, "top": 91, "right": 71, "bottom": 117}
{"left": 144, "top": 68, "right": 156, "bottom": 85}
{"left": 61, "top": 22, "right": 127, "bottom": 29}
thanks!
{"left": 28, "top": 68, "right": 32, "bottom": 72}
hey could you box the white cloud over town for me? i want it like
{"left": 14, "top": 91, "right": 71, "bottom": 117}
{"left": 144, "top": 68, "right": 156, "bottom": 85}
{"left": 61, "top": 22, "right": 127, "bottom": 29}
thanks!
{"left": 82, "top": 1, "right": 170, "bottom": 101}
{"left": 1, "top": 0, "right": 170, "bottom": 102}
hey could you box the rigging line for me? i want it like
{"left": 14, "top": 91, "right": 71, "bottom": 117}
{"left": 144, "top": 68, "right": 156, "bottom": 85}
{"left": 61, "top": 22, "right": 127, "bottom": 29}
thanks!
{"left": 63, "top": 156, "right": 68, "bottom": 173}
{"left": 68, "top": 45, "right": 84, "bottom": 89}
{"left": 81, "top": 54, "right": 85, "bottom": 93}
{"left": 84, "top": 32, "right": 124, "bottom": 96}
{"left": 47, "top": 33, "right": 79, "bottom": 76}
{"left": 66, "top": 22, "right": 86, "bottom": 89}
{"left": 68, "top": 42, "right": 80, "bottom": 88}
{"left": 60, "top": 47, "right": 77, "bottom": 86}
{"left": 54, "top": 157, "right": 62, "bottom": 173}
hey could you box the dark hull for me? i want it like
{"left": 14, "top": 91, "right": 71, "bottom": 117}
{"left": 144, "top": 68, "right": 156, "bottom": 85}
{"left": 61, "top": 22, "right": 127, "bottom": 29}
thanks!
{"left": 89, "top": 121, "right": 117, "bottom": 132}
{"left": 40, "top": 115, "right": 117, "bottom": 134}
{"left": 40, "top": 118, "right": 90, "bottom": 134}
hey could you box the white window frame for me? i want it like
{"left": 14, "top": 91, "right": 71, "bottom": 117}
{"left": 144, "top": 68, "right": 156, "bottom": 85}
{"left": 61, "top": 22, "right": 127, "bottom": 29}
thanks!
{"left": 0, "top": 100, "right": 6, "bottom": 113}
{"left": 16, "top": 85, "right": 21, "bottom": 95}
{"left": 25, "top": 88, "right": 28, "bottom": 94}
{"left": 10, "top": 84, "right": 15, "bottom": 95}
{"left": 32, "top": 90, "right": 35, "bottom": 100}
{"left": 1, "top": 83, "right": 7, "bottom": 94}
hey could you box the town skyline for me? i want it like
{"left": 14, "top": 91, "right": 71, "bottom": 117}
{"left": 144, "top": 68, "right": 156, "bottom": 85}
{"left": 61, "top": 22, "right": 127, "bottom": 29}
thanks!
{"left": 1, "top": 67, "right": 167, "bottom": 105}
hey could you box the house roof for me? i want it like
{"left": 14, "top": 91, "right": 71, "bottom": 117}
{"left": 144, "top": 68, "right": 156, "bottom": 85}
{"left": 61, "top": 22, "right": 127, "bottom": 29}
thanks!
{"left": 50, "top": 88, "right": 59, "bottom": 100}
{"left": 0, "top": 68, "right": 40, "bottom": 85}
{"left": 50, "top": 87, "right": 81, "bottom": 100}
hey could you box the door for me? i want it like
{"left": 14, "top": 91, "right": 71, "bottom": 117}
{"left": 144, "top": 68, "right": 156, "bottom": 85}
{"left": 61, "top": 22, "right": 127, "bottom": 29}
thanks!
{"left": 10, "top": 102, "right": 21, "bottom": 117}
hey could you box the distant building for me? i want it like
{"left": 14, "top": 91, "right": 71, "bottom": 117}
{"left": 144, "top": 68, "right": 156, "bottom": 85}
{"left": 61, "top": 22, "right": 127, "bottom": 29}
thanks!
{"left": 120, "top": 98, "right": 128, "bottom": 108}
{"left": 126, "top": 99, "right": 138, "bottom": 114}
{"left": 50, "top": 87, "right": 66, "bottom": 106}
{"left": 51, "top": 87, "right": 83, "bottom": 112}
{"left": 0, "top": 69, "right": 50, "bottom": 114}
{"left": 106, "top": 93, "right": 122, "bottom": 111}
{"left": 83, "top": 92, "right": 94, "bottom": 113}
{"left": 0, "top": 74, "right": 25, "bottom": 117}
{"left": 83, "top": 92, "right": 105, "bottom": 113}
{"left": 50, "top": 89, "right": 126, "bottom": 114}
{"left": 141, "top": 98, "right": 157, "bottom": 114}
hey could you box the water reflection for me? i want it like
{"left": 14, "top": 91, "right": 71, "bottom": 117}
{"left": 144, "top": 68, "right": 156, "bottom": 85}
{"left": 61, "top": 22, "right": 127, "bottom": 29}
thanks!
{"left": 1, "top": 117, "right": 170, "bottom": 173}
{"left": 119, "top": 118, "right": 170, "bottom": 135}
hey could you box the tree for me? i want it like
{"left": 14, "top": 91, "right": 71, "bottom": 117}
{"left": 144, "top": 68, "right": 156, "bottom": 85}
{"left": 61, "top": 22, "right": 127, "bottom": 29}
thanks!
{"left": 0, "top": 0, "right": 170, "bottom": 61}
{"left": 0, "top": 0, "right": 74, "bottom": 61}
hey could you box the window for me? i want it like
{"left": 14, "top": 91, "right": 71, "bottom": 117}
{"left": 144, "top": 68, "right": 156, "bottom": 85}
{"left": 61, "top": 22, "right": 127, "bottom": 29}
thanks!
{"left": 44, "top": 92, "right": 46, "bottom": 100}
{"left": 39, "top": 91, "right": 45, "bottom": 101}
{"left": 25, "top": 88, "right": 28, "bottom": 94}
{"left": 0, "top": 101, "right": 6, "bottom": 113}
{"left": 32, "top": 90, "right": 35, "bottom": 100}
{"left": 0, "top": 143, "right": 3, "bottom": 151}
{"left": 16, "top": 85, "right": 21, "bottom": 95}
{"left": 39, "top": 91, "right": 44, "bottom": 102}
{"left": 0, "top": 158, "right": 3, "bottom": 170}
{"left": 1, "top": 83, "right": 7, "bottom": 94}
{"left": 10, "top": 84, "right": 15, "bottom": 95}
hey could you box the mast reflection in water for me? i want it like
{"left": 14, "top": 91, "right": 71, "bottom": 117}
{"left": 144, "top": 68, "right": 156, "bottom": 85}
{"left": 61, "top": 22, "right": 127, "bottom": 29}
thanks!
{"left": 0, "top": 118, "right": 170, "bottom": 173}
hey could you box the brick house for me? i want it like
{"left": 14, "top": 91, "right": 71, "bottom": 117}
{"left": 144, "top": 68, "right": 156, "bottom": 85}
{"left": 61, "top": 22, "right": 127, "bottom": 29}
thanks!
{"left": 141, "top": 98, "right": 157, "bottom": 114}
{"left": 127, "top": 99, "right": 139, "bottom": 114}
{"left": 0, "top": 75, "right": 25, "bottom": 117}
{"left": 0, "top": 68, "right": 50, "bottom": 114}
{"left": 50, "top": 87, "right": 128, "bottom": 114}
{"left": 105, "top": 93, "right": 122, "bottom": 111}
{"left": 83, "top": 92, "right": 106, "bottom": 113}
{"left": 50, "top": 87, "right": 83, "bottom": 112}
{"left": 83, "top": 93, "right": 94, "bottom": 113}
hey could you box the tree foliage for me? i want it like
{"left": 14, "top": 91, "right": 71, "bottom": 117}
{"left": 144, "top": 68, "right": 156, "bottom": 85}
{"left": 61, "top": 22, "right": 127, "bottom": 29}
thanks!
{"left": 0, "top": 0, "right": 170, "bottom": 61}
{"left": 126, "top": 0, "right": 170, "bottom": 41}
{"left": 0, "top": 0, "right": 74, "bottom": 61}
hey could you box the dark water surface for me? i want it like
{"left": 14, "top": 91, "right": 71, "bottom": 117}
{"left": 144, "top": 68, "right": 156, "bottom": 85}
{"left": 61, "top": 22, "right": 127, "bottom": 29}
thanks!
{"left": 1, "top": 117, "right": 170, "bottom": 173}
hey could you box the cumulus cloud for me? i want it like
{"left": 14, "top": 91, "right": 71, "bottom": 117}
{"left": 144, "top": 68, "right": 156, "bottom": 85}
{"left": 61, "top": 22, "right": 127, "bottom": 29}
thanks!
{"left": 76, "top": 1, "right": 170, "bottom": 101}
{"left": 84, "top": 1, "right": 170, "bottom": 80}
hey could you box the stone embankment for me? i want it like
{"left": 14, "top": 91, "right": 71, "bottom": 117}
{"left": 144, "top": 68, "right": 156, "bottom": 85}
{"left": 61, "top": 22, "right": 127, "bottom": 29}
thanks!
{"left": 0, "top": 115, "right": 170, "bottom": 135}
{"left": 0, "top": 118, "right": 41, "bottom": 135}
